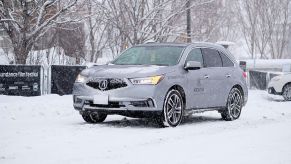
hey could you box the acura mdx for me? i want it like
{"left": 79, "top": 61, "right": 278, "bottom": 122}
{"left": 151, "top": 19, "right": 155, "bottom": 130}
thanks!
{"left": 73, "top": 42, "right": 248, "bottom": 127}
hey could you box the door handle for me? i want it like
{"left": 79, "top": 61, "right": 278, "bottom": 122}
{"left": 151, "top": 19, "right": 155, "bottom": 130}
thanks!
{"left": 204, "top": 75, "right": 209, "bottom": 79}
{"left": 226, "top": 74, "right": 231, "bottom": 78}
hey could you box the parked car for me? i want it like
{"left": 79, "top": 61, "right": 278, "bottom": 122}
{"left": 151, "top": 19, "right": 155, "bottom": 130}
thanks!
{"left": 73, "top": 42, "right": 248, "bottom": 127}
{"left": 268, "top": 73, "right": 291, "bottom": 101}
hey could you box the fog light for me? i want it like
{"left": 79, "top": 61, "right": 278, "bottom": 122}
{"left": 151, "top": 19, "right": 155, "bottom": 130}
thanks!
{"left": 147, "top": 99, "right": 155, "bottom": 107}
{"left": 74, "top": 96, "right": 83, "bottom": 104}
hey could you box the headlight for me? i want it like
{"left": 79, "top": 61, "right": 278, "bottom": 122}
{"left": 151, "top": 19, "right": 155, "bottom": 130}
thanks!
{"left": 129, "top": 75, "right": 164, "bottom": 85}
{"left": 272, "top": 76, "right": 282, "bottom": 81}
{"left": 75, "top": 74, "right": 88, "bottom": 83}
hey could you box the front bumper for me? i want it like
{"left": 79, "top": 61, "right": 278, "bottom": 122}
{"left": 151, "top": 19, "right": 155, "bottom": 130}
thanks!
{"left": 73, "top": 95, "right": 158, "bottom": 112}
{"left": 268, "top": 80, "right": 283, "bottom": 95}
{"left": 268, "top": 87, "right": 282, "bottom": 95}
{"left": 73, "top": 82, "right": 168, "bottom": 113}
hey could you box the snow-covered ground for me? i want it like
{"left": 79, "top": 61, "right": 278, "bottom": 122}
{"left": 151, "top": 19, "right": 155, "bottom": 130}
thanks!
{"left": 0, "top": 90, "right": 291, "bottom": 164}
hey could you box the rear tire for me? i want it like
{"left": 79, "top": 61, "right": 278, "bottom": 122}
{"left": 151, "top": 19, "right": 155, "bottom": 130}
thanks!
{"left": 282, "top": 84, "right": 291, "bottom": 101}
{"left": 81, "top": 111, "right": 107, "bottom": 123}
{"left": 159, "top": 89, "right": 184, "bottom": 127}
{"left": 221, "top": 88, "right": 243, "bottom": 121}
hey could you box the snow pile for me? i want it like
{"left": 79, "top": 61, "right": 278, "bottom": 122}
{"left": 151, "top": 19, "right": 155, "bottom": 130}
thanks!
{"left": 0, "top": 90, "right": 291, "bottom": 164}
{"left": 0, "top": 94, "right": 74, "bottom": 120}
{"left": 243, "top": 59, "right": 291, "bottom": 70}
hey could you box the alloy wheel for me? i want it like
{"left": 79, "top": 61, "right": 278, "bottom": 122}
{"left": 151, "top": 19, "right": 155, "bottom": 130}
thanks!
{"left": 228, "top": 90, "right": 242, "bottom": 118}
{"left": 283, "top": 85, "right": 291, "bottom": 101}
{"left": 222, "top": 88, "right": 242, "bottom": 121}
{"left": 166, "top": 94, "right": 182, "bottom": 125}
{"left": 161, "top": 90, "right": 184, "bottom": 127}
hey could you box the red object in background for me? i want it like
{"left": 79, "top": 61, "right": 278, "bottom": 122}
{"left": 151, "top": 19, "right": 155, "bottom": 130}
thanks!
{"left": 243, "top": 72, "right": 247, "bottom": 78}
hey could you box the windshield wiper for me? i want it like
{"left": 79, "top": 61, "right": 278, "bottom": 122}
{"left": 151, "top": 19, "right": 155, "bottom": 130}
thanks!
{"left": 103, "top": 63, "right": 169, "bottom": 66}
{"left": 149, "top": 64, "right": 169, "bottom": 66}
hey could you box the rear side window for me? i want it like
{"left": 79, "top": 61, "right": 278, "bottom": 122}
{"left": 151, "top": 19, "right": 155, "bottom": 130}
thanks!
{"left": 201, "top": 48, "right": 222, "bottom": 67}
{"left": 186, "top": 48, "right": 203, "bottom": 65}
{"left": 219, "top": 52, "right": 234, "bottom": 67}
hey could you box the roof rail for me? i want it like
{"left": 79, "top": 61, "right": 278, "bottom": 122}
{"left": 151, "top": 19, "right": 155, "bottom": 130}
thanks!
{"left": 216, "top": 41, "right": 235, "bottom": 49}
{"left": 144, "top": 40, "right": 156, "bottom": 44}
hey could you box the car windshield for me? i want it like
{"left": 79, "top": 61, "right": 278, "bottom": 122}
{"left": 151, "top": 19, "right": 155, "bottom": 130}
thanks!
{"left": 111, "top": 46, "right": 185, "bottom": 66}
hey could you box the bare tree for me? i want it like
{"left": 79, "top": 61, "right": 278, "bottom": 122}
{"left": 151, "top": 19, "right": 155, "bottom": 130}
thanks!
{"left": 101, "top": 0, "right": 215, "bottom": 53}
{"left": 237, "top": 0, "right": 290, "bottom": 59}
{"left": 237, "top": 0, "right": 260, "bottom": 59}
{"left": 218, "top": 0, "right": 241, "bottom": 42}
{"left": 266, "top": 0, "right": 290, "bottom": 59}
{"left": 84, "top": 0, "right": 109, "bottom": 63}
{"left": 255, "top": 0, "right": 270, "bottom": 59}
{"left": 0, "top": 0, "right": 77, "bottom": 64}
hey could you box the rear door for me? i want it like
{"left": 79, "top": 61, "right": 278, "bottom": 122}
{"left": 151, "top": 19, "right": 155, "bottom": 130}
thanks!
{"left": 218, "top": 51, "right": 236, "bottom": 105}
{"left": 201, "top": 48, "right": 225, "bottom": 107}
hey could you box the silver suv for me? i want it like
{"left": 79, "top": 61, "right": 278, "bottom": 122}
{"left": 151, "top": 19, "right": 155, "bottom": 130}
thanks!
{"left": 73, "top": 42, "right": 248, "bottom": 127}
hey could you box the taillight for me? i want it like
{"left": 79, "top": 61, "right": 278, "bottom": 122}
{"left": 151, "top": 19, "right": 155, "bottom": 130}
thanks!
{"left": 243, "top": 72, "right": 247, "bottom": 78}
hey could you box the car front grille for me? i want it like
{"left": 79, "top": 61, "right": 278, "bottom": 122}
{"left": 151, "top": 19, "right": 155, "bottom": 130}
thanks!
{"left": 86, "top": 78, "right": 127, "bottom": 91}
{"left": 85, "top": 100, "right": 125, "bottom": 108}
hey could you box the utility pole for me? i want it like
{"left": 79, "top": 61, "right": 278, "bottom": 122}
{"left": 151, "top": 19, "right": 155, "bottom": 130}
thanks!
{"left": 186, "top": 0, "right": 191, "bottom": 43}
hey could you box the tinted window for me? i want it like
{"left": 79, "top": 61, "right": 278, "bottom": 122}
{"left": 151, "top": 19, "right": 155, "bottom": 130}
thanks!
{"left": 219, "top": 52, "right": 234, "bottom": 67}
{"left": 201, "top": 48, "right": 222, "bottom": 67}
{"left": 186, "top": 48, "right": 203, "bottom": 65}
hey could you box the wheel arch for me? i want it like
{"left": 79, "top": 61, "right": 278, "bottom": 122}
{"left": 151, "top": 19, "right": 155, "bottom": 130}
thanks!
{"left": 232, "top": 84, "right": 244, "bottom": 102}
{"left": 282, "top": 82, "right": 291, "bottom": 101}
{"left": 283, "top": 82, "right": 291, "bottom": 91}
{"left": 167, "top": 85, "right": 186, "bottom": 108}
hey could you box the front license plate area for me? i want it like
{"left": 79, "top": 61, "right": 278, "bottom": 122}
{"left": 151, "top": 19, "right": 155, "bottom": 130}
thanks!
{"left": 93, "top": 94, "right": 108, "bottom": 105}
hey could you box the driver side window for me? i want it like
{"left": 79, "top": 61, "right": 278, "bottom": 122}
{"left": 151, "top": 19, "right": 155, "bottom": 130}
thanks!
{"left": 186, "top": 48, "right": 203, "bottom": 66}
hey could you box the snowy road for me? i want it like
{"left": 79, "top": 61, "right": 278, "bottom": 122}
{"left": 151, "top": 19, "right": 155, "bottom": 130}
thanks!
{"left": 0, "top": 90, "right": 291, "bottom": 164}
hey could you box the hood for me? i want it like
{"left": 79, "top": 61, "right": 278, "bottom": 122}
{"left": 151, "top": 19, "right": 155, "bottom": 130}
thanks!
{"left": 82, "top": 64, "right": 175, "bottom": 78}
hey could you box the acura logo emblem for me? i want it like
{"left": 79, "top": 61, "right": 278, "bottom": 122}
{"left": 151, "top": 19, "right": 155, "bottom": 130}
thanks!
{"left": 99, "top": 80, "right": 108, "bottom": 91}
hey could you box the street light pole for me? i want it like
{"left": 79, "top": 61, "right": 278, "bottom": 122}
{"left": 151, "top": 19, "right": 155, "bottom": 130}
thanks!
{"left": 186, "top": 0, "right": 191, "bottom": 43}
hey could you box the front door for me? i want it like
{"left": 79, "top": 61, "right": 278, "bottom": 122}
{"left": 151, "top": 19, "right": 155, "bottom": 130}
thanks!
{"left": 185, "top": 48, "right": 209, "bottom": 109}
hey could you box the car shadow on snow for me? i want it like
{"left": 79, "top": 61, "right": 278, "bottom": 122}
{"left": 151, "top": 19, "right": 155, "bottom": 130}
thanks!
{"left": 78, "top": 115, "right": 222, "bottom": 128}
{"left": 102, "top": 118, "right": 160, "bottom": 128}
{"left": 181, "top": 115, "right": 222, "bottom": 126}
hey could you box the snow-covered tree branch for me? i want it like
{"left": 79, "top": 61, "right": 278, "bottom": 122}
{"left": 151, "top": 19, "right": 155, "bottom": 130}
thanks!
{"left": 0, "top": 0, "right": 78, "bottom": 64}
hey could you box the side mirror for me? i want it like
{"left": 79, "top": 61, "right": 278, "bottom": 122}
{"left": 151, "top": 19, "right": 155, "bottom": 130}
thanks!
{"left": 184, "top": 61, "right": 202, "bottom": 70}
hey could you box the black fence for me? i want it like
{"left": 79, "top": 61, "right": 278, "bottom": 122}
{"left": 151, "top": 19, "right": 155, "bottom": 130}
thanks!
{"left": 50, "top": 65, "right": 86, "bottom": 95}
{"left": 1, "top": 65, "right": 283, "bottom": 96}
{"left": 0, "top": 65, "right": 42, "bottom": 96}
{"left": 249, "top": 70, "right": 267, "bottom": 90}
{"left": 249, "top": 70, "right": 281, "bottom": 90}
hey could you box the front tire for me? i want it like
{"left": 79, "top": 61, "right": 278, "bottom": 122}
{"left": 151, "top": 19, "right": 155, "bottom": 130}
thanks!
{"left": 282, "top": 84, "right": 291, "bottom": 101}
{"left": 221, "top": 88, "right": 243, "bottom": 121}
{"left": 159, "top": 89, "right": 184, "bottom": 127}
{"left": 81, "top": 111, "right": 107, "bottom": 123}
